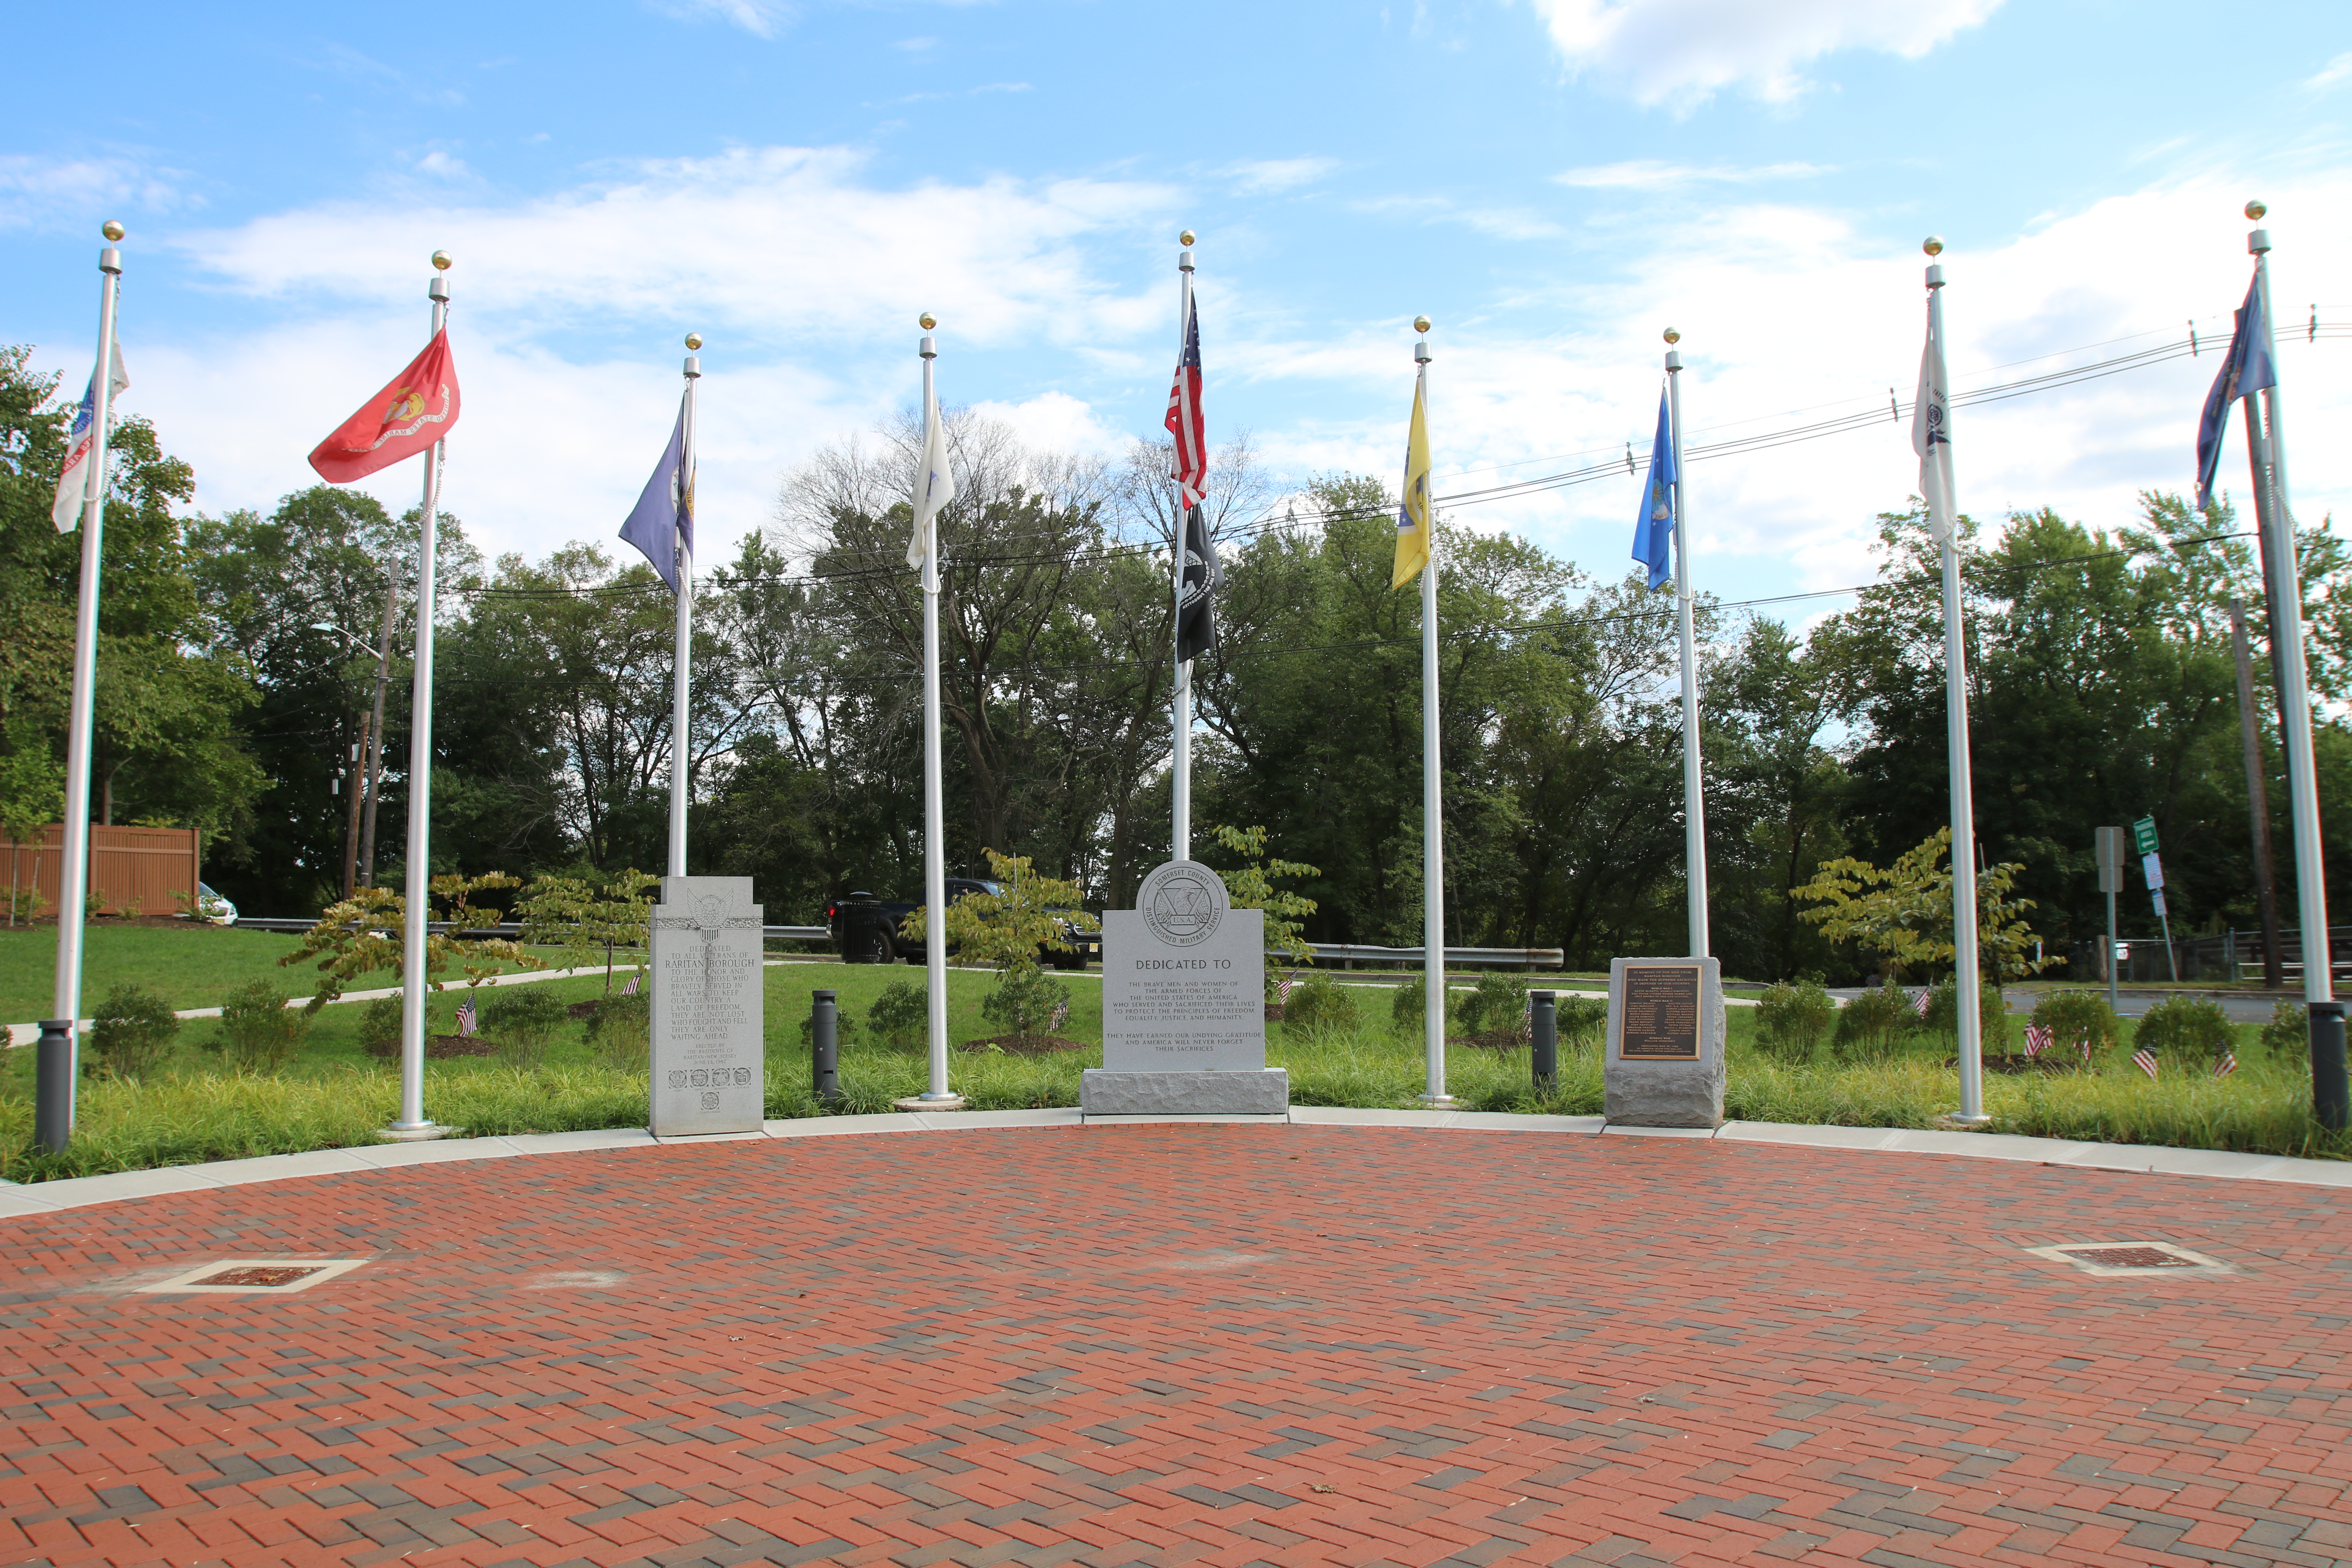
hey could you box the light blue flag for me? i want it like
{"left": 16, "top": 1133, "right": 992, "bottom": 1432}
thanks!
{"left": 1631, "top": 391, "right": 1675, "bottom": 591}
{"left": 619, "top": 398, "right": 691, "bottom": 592}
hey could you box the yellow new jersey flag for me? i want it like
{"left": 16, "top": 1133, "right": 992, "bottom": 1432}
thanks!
{"left": 1392, "top": 379, "right": 1431, "bottom": 589}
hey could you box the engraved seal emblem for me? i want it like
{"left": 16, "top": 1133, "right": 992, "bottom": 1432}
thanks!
{"left": 1138, "top": 859, "right": 1227, "bottom": 948}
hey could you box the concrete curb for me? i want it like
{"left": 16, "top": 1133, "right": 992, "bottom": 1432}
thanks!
{"left": 3, "top": 1107, "right": 2347, "bottom": 1221}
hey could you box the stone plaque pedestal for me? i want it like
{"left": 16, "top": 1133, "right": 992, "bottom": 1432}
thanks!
{"left": 1080, "top": 859, "right": 1288, "bottom": 1119}
{"left": 1603, "top": 956, "right": 1724, "bottom": 1128}
{"left": 650, "top": 876, "right": 766, "bottom": 1136}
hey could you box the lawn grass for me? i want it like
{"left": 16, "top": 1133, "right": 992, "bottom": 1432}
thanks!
{"left": 0, "top": 922, "right": 548, "bottom": 1021}
{"left": 0, "top": 958, "right": 2340, "bottom": 1181}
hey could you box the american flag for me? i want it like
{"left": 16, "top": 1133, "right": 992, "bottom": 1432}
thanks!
{"left": 1048, "top": 995, "right": 1069, "bottom": 1033}
{"left": 456, "top": 997, "right": 477, "bottom": 1037}
{"left": 2132, "top": 1046, "right": 2159, "bottom": 1079}
{"left": 2213, "top": 1049, "right": 2239, "bottom": 1080}
{"left": 1913, "top": 988, "right": 1931, "bottom": 1017}
{"left": 1278, "top": 973, "right": 1298, "bottom": 1002}
{"left": 2078, "top": 1034, "right": 2094, "bottom": 1064}
{"left": 622, "top": 971, "right": 640, "bottom": 996}
{"left": 1165, "top": 296, "right": 1206, "bottom": 508}
{"left": 2023, "top": 1024, "right": 2051, "bottom": 1059}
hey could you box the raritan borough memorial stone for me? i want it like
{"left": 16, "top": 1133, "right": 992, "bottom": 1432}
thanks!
{"left": 1082, "top": 859, "right": 1286, "bottom": 1116}
{"left": 1602, "top": 955, "right": 1724, "bottom": 1128}
{"left": 649, "top": 875, "right": 765, "bottom": 1137}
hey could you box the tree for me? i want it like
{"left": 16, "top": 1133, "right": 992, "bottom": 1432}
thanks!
{"left": 1205, "top": 823, "right": 1319, "bottom": 965}
{"left": 1791, "top": 827, "right": 2047, "bottom": 985}
{"left": 278, "top": 872, "right": 543, "bottom": 1010}
{"left": 903, "top": 847, "right": 1099, "bottom": 972}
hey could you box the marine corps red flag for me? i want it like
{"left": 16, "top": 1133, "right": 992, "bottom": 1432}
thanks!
{"left": 308, "top": 328, "right": 461, "bottom": 484}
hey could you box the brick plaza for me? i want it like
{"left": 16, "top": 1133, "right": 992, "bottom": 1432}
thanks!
{"left": 4, "top": 1125, "right": 2350, "bottom": 1567}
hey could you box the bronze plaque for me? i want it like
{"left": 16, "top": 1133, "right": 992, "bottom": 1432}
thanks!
{"left": 1619, "top": 965, "right": 1702, "bottom": 1060}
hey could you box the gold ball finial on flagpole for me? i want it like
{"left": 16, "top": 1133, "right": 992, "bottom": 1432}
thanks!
{"left": 1922, "top": 236, "right": 1944, "bottom": 257}
{"left": 2245, "top": 199, "right": 2266, "bottom": 221}
{"left": 919, "top": 312, "right": 937, "bottom": 331}
{"left": 1662, "top": 327, "right": 1680, "bottom": 345}
{"left": 1414, "top": 315, "right": 1432, "bottom": 334}
{"left": 101, "top": 220, "right": 125, "bottom": 242}
{"left": 684, "top": 333, "right": 702, "bottom": 350}
{"left": 431, "top": 249, "right": 454, "bottom": 270}
{"left": 1180, "top": 229, "right": 1196, "bottom": 247}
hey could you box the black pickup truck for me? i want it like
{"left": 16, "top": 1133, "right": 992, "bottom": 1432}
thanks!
{"left": 824, "top": 881, "right": 1100, "bottom": 969}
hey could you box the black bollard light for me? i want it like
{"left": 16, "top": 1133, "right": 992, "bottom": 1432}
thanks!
{"left": 811, "top": 989, "right": 840, "bottom": 1108}
{"left": 2313, "top": 1001, "right": 2348, "bottom": 1134}
{"left": 1530, "top": 990, "right": 1558, "bottom": 1093}
{"left": 35, "top": 1020, "right": 74, "bottom": 1153}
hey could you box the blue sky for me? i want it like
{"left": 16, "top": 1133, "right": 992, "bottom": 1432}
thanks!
{"left": 6, "top": 0, "right": 2350, "bottom": 606}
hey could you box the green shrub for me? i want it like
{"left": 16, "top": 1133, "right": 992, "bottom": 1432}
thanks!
{"left": 1388, "top": 976, "right": 1452, "bottom": 1033}
{"left": 1755, "top": 977, "right": 1836, "bottom": 1062}
{"left": 1922, "top": 978, "right": 2014, "bottom": 1054}
{"left": 2133, "top": 995, "right": 2235, "bottom": 1069}
{"left": 1833, "top": 981, "right": 1917, "bottom": 1062}
{"left": 358, "top": 996, "right": 403, "bottom": 1054}
{"left": 980, "top": 965, "right": 1070, "bottom": 1041}
{"left": 87, "top": 984, "right": 179, "bottom": 1078}
{"left": 2261, "top": 999, "right": 2307, "bottom": 1062}
{"left": 583, "top": 989, "right": 649, "bottom": 1067}
{"left": 868, "top": 980, "right": 927, "bottom": 1049}
{"left": 1286, "top": 972, "right": 1360, "bottom": 1036}
{"left": 483, "top": 985, "right": 569, "bottom": 1067}
{"left": 2029, "top": 989, "right": 2122, "bottom": 1068}
{"left": 214, "top": 980, "right": 306, "bottom": 1071}
{"left": 1557, "top": 994, "right": 1608, "bottom": 1054}
{"left": 1459, "top": 972, "right": 1531, "bottom": 1043}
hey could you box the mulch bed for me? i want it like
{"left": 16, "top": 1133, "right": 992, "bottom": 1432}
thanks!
{"left": 958, "top": 1034, "right": 1091, "bottom": 1057}
{"left": 364, "top": 1034, "right": 501, "bottom": 1060}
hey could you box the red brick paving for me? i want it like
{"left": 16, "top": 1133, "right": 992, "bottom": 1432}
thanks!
{"left": 3, "top": 1126, "right": 2350, "bottom": 1568}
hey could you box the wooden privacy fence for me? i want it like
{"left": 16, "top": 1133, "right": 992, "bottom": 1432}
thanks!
{"left": 0, "top": 824, "right": 202, "bottom": 917}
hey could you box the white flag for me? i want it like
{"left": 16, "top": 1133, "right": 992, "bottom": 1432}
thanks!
{"left": 53, "top": 340, "right": 130, "bottom": 532}
{"left": 905, "top": 385, "right": 956, "bottom": 570}
{"left": 1911, "top": 303, "right": 1954, "bottom": 543}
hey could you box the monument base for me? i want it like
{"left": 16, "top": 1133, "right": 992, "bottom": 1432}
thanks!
{"left": 1080, "top": 1068, "right": 1289, "bottom": 1117}
{"left": 1602, "top": 956, "right": 1726, "bottom": 1129}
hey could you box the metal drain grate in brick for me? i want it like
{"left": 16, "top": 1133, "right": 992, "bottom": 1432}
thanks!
{"left": 2058, "top": 1246, "right": 2198, "bottom": 1270}
{"left": 189, "top": 1265, "right": 324, "bottom": 1288}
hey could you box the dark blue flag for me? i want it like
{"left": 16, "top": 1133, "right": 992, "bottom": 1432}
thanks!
{"left": 619, "top": 398, "right": 692, "bottom": 592}
{"left": 2194, "top": 271, "right": 2277, "bottom": 513}
{"left": 1631, "top": 391, "right": 1675, "bottom": 591}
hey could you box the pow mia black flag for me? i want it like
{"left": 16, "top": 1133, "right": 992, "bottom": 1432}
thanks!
{"left": 1175, "top": 503, "right": 1220, "bottom": 663}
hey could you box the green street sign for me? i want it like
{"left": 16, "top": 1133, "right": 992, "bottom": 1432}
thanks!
{"left": 2131, "top": 815, "right": 2159, "bottom": 856}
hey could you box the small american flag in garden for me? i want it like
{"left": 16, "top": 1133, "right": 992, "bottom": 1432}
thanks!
{"left": 456, "top": 998, "right": 477, "bottom": 1037}
{"left": 2213, "top": 1050, "right": 2239, "bottom": 1080}
{"left": 1278, "top": 973, "right": 1298, "bottom": 1002}
{"left": 622, "top": 972, "right": 640, "bottom": 996}
{"left": 2132, "top": 1046, "right": 2159, "bottom": 1079}
{"left": 2078, "top": 1034, "right": 2094, "bottom": 1064}
{"left": 1913, "top": 989, "right": 1931, "bottom": 1016}
{"left": 1048, "top": 995, "right": 1069, "bottom": 1033}
{"left": 2023, "top": 1024, "right": 2051, "bottom": 1059}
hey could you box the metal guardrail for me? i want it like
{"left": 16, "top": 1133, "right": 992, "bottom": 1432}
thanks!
{"left": 1285, "top": 943, "right": 1564, "bottom": 970}
{"left": 231, "top": 917, "right": 830, "bottom": 942}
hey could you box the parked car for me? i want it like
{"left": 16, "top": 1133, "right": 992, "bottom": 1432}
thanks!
{"left": 824, "top": 881, "right": 1100, "bottom": 969}
{"left": 187, "top": 882, "right": 237, "bottom": 926}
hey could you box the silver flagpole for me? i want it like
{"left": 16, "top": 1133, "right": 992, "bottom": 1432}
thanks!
{"left": 668, "top": 333, "right": 702, "bottom": 879}
{"left": 1926, "top": 241, "right": 1987, "bottom": 1124}
{"left": 2243, "top": 201, "right": 2344, "bottom": 1123}
{"left": 1664, "top": 329, "right": 1709, "bottom": 959}
{"left": 387, "top": 250, "right": 454, "bottom": 1140}
{"left": 49, "top": 220, "right": 127, "bottom": 1116}
{"left": 1415, "top": 317, "right": 1452, "bottom": 1106}
{"left": 1171, "top": 231, "right": 1196, "bottom": 860}
{"left": 913, "top": 314, "right": 963, "bottom": 1109}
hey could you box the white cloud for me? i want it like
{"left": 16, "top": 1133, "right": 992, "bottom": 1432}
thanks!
{"left": 2308, "top": 50, "right": 2352, "bottom": 92}
{"left": 0, "top": 154, "right": 191, "bottom": 231}
{"left": 1524, "top": 0, "right": 2005, "bottom": 105}
{"left": 652, "top": 0, "right": 792, "bottom": 38}
{"left": 1224, "top": 157, "right": 1340, "bottom": 194}
{"left": 125, "top": 145, "right": 1177, "bottom": 569}
{"left": 967, "top": 390, "right": 1127, "bottom": 457}
{"left": 1555, "top": 158, "right": 1829, "bottom": 189}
